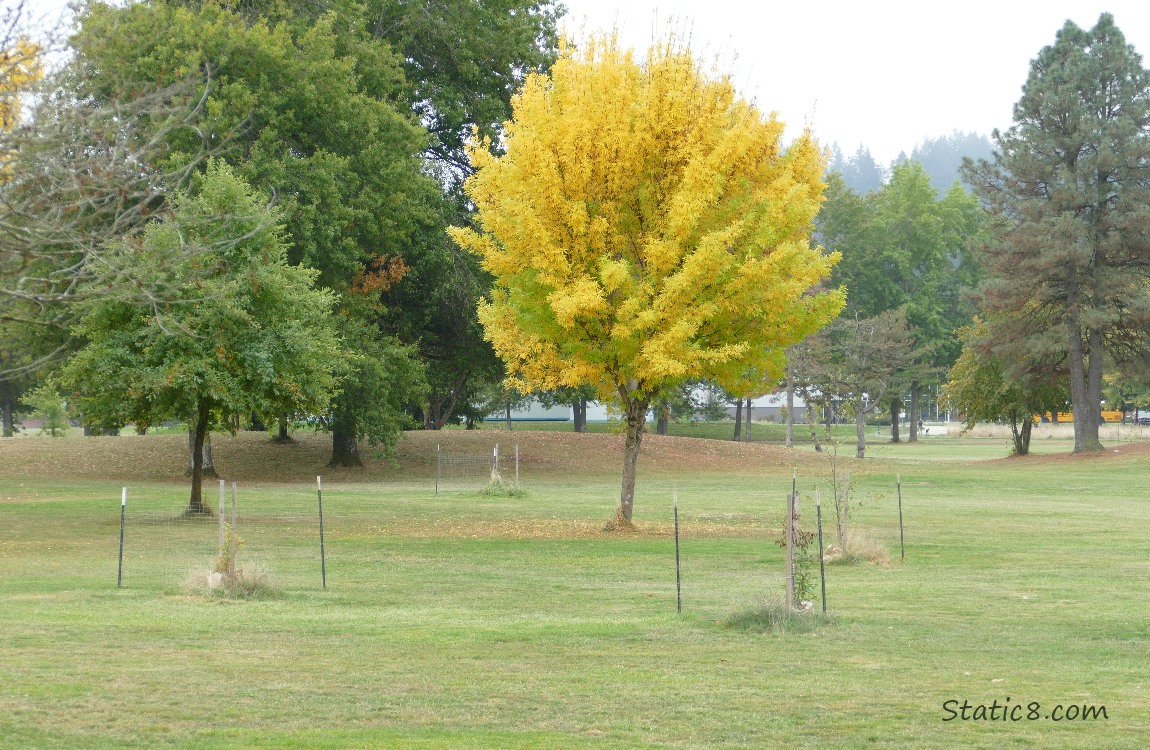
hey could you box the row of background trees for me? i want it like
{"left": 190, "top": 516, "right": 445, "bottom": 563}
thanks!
{"left": 801, "top": 14, "right": 1150, "bottom": 459}
{"left": 0, "top": 0, "right": 562, "bottom": 509}
{"left": 3, "top": 5, "right": 1149, "bottom": 520}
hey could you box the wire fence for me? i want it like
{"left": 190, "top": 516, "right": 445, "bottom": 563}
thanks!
{"left": 110, "top": 481, "right": 330, "bottom": 590}
{"left": 435, "top": 443, "right": 519, "bottom": 494}
{"left": 2, "top": 444, "right": 522, "bottom": 593}
{"left": 3, "top": 462, "right": 869, "bottom": 622}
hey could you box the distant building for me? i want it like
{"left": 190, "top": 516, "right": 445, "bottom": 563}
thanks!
{"left": 485, "top": 391, "right": 809, "bottom": 424}
{"left": 723, "top": 392, "right": 808, "bottom": 423}
{"left": 484, "top": 402, "right": 571, "bottom": 422}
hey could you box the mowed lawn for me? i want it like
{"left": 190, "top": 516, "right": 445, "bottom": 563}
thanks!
{"left": 1, "top": 428, "right": 1148, "bottom": 749}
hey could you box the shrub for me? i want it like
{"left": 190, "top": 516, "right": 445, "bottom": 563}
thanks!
{"left": 25, "top": 383, "right": 69, "bottom": 437}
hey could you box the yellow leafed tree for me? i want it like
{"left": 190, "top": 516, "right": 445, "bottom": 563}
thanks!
{"left": 450, "top": 34, "right": 844, "bottom": 524}
{"left": 0, "top": 37, "right": 39, "bottom": 131}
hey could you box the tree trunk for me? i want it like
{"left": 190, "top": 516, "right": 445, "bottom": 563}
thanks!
{"left": 328, "top": 395, "right": 363, "bottom": 467}
{"left": 574, "top": 396, "right": 587, "bottom": 433}
{"left": 732, "top": 397, "right": 743, "bottom": 441}
{"left": 1066, "top": 275, "right": 1103, "bottom": 452}
{"left": 616, "top": 395, "right": 650, "bottom": 525}
{"left": 1008, "top": 412, "right": 1034, "bottom": 455}
{"left": 1085, "top": 325, "right": 1104, "bottom": 449}
{"left": 329, "top": 428, "right": 361, "bottom": 467}
{"left": 273, "top": 414, "right": 293, "bottom": 443}
{"left": 505, "top": 401, "right": 512, "bottom": 431}
{"left": 805, "top": 398, "right": 821, "bottom": 452}
{"left": 186, "top": 427, "right": 218, "bottom": 478}
{"left": 889, "top": 396, "right": 900, "bottom": 443}
{"left": 425, "top": 373, "right": 469, "bottom": 430}
{"left": 187, "top": 400, "right": 210, "bottom": 514}
{"left": 855, "top": 396, "right": 868, "bottom": 459}
{"left": 744, "top": 398, "right": 752, "bottom": 441}
{"left": 656, "top": 400, "right": 669, "bottom": 436}
{"left": 785, "top": 372, "right": 794, "bottom": 449}
{"left": 908, "top": 386, "right": 919, "bottom": 443}
{"left": 1, "top": 380, "right": 14, "bottom": 437}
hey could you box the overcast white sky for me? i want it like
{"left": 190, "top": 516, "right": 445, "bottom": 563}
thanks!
{"left": 560, "top": 0, "right": 1150, "bottom": 163}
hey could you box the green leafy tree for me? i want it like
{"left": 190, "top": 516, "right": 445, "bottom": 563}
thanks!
{"left": 873, "top": 162, "right": 981, "bottom": 440}
{"left": 0, "top": 315, "right": 68, "bottom": 436}
{"left": 327, "top": 315, "right": 426, "bottom": 466}
{"left": 945, "top": 319, "right": 1067, "bottom": 455}
{"left": 821, "top": 162, "right": 981, "bottom": 443}
{"left": 963, "top": 13, "right": 1150, "bottom": 453}
{"left": 71, "top": 0, "right": 564, "bottom": 445}
{"left": 61, "top": 165, "right": 340, "bottom": 513}
{"left": 368, "top": 0, "right": 563, "bottom": 429}
{"left": 804, "top": 308, "right": 921, "bottom": 458}
{"left": 24, "top": 382, "right": 68, "bottom": 437}
{"left": 364, "top": 0, "right": 563, "bottom": 183}
{"left": 71, "top": 0, "right": 436, "bottom": 465}
{"left": 381, "top": 244, "right": 505, "bottom": 431}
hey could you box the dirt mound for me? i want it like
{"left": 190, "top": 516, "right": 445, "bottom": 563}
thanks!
{"left": 0, "top": 429, "right": 821, "bottom": 484}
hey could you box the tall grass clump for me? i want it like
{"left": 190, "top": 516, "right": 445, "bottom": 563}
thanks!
{"left": 479, "top": 476, "right": 527, "bottom": 497}
{"left": 724, "top": 599, "right": 830, "bottom": 634}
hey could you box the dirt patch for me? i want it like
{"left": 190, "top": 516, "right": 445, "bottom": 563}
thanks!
{"left": 995, "top": 440, "right": 1150, "bottom": 464}
{"left": 0, "top": 428, "right": 824, "bottom": 484}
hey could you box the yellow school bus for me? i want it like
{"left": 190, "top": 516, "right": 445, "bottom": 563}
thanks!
{"left": 1035, "top": 410, "right": 1124, "bottom": 423}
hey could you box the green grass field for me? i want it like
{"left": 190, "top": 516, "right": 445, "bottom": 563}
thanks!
{"left": 2, "top": 426, "right": 1148, "bottom": 749}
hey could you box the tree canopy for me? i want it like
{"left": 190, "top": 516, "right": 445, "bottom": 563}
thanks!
{"left": 944, "top": 318, "right": 1066, "bottom": 455}
{"left": 61, "top": 164, "right": 340, "bottom": 512}
{"left": 69, "top": 0, "right": 472, "bottom": 460}
{"left": 964, "top": 13, "right": 1150, "bottom": 453}
{"left": 817, "top": 161, "right": 981, "bottom": 450}
{"left": 451, "top": 34, "right": 844, "bottom": 522}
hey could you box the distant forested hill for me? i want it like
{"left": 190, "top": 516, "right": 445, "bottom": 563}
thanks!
{"left": 899, "top": 131, "right": 995, "bottom": 193}
{"left": 828, "top": 131, "right": 994, "bottom": 194}
{"left": 826, "top": 144, "right": 886, "bottom": 194}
